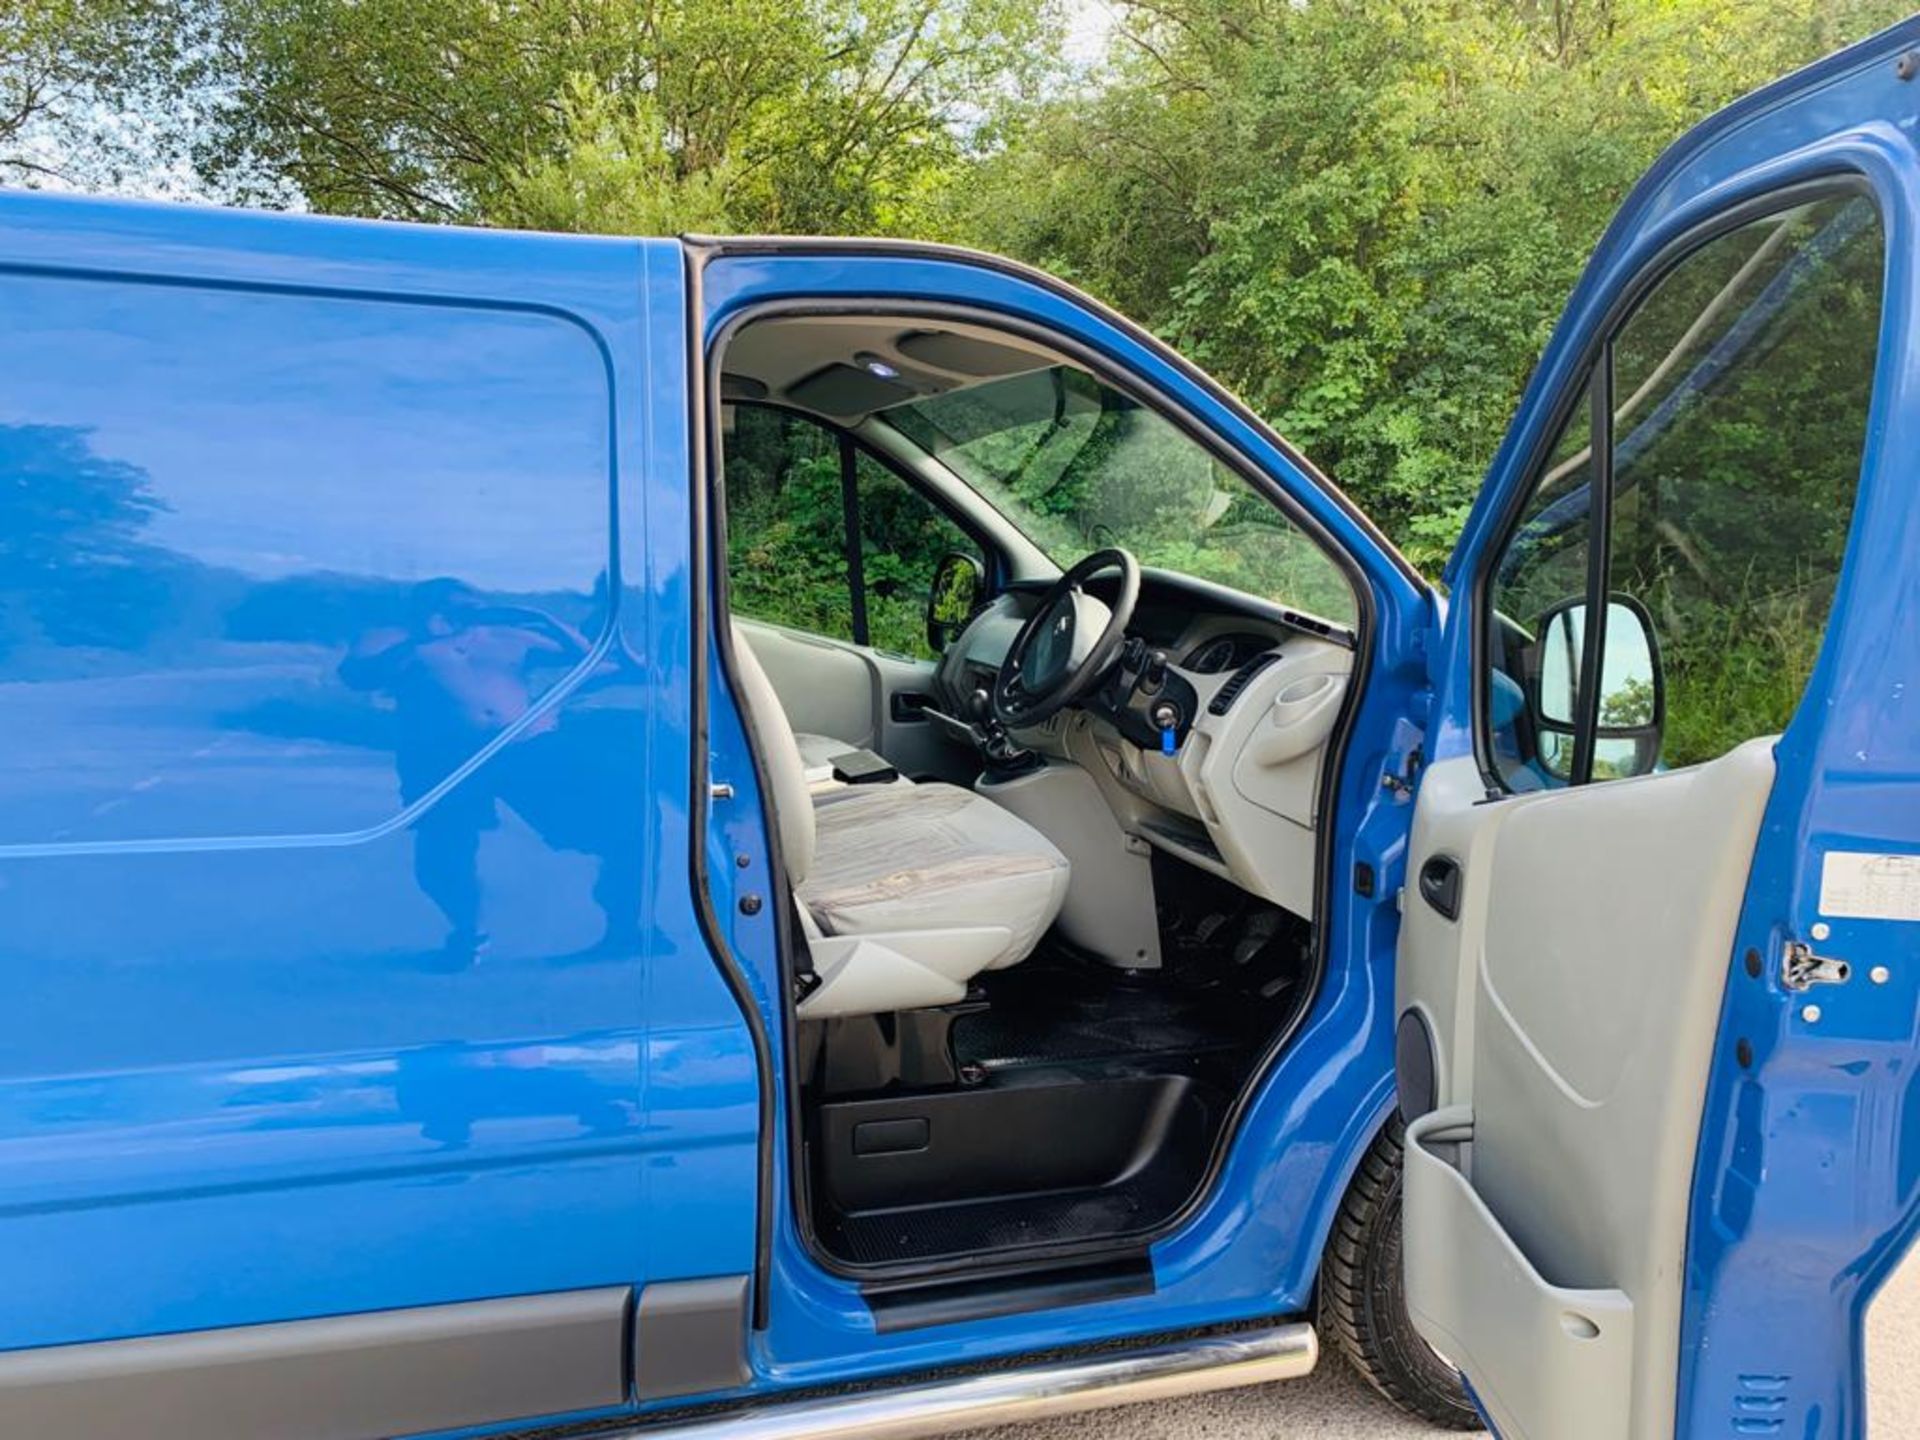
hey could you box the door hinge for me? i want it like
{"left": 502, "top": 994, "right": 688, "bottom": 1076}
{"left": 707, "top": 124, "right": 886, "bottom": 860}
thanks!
{"left": 1782, "top": 940, "right": 1851, "bottom": 991}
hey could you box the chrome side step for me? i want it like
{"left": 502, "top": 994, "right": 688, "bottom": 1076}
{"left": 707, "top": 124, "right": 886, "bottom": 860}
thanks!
{"left": 598, "top": 1323, "right": 1317, "bottom": 1440}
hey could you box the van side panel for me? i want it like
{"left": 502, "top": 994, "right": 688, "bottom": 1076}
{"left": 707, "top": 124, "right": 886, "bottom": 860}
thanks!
{"left": 0, "top": 197, "right": 755, "bottom": 1398}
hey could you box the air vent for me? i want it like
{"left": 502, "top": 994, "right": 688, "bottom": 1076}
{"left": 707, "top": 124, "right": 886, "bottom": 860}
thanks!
{"left": 1207, "top": 651, "right": 1279, "bottom": 716}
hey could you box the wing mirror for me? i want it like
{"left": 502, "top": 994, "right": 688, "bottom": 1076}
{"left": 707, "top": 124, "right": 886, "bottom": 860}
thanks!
{"left": 1531, "top": 594, "right": 1665, "bottom": 780}
{"left": 926, "top": 551, "right": 984, "bottom": 654}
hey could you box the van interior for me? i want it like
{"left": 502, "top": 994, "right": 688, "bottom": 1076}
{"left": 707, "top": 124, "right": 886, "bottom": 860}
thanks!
{"left": 712, "top": 312, "right": 1360, "bottom": 1281}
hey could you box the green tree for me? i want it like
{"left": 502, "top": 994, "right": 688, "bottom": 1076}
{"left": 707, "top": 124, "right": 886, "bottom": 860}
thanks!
{"left": 1, "top": 0, "right": 163, "bottom": 187}
{"left": 950, "top": 0, "right": 1912, "bottom": 568}
{"left": 160, "top": 0, "right": 1061, "bottom": 234}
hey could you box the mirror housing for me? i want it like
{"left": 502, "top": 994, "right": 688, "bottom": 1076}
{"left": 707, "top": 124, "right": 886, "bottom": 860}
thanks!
{"left": 926, "top": 551, "right": 984, "bottom": 654}
{"left": 1529, "top": 593, "right": 1665, "bottom": 780}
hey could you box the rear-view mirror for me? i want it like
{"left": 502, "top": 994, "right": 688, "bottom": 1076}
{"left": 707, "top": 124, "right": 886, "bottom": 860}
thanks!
{"left": 1531, "top": 594, "right": 1665, "bottom": 779}
{"left": 926, "top": 551, "right": 984, "bottom": 653}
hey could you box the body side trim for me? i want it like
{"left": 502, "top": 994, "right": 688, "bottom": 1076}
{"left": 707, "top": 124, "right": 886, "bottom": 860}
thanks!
{"left": 0, "top": 1288, "right": 631, "bottom": 1440}
{"left": 634, "top": 1276, "right": 752, "bottom": 1400}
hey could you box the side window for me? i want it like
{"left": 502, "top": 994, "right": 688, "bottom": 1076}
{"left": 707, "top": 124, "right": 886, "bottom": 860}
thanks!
{"left": 723, "top": 405, "right": 855, "bottom": 641}
{"left": 1608, "top": 196, "right": 1882, "bottom": 769}
{"left": 722, "top": 404, "right": 982, "bottom": 659}
{"left": 1484, "top": 192, "right": 1884, "bottom": 790}
{"left": 1487, "top": 373, "right": 1599, "bottom": 790}
{"left": 851, "top": 450, "right": 980, "bottom": 659}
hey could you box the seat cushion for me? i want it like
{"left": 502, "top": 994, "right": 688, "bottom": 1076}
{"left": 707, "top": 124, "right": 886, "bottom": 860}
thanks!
{"left": 799, "top": 783, "right": 1069, "bottom": 971}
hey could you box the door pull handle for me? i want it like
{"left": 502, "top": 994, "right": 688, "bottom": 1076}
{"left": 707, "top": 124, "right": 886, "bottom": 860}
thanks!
{"left": 1418, "top": 856, "right": 1462, "bottom": 921}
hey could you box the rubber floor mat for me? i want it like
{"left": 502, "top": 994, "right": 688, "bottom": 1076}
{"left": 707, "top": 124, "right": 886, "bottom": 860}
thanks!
{"left": 818, "top": 1164, "right": 1194, "bottom": 1266}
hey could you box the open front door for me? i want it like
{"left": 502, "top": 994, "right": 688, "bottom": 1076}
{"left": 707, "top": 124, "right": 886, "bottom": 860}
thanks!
{"left": 1397, "top": 21, "right": 1920, "bottom": 1440}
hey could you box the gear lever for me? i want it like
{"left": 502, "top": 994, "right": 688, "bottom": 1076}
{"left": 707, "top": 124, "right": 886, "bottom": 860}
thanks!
{"left": 971, "top": 686, "right": 1034, "bottom": 772}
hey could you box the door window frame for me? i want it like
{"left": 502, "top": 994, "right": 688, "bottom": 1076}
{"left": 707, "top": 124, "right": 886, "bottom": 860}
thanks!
{"left": 710, "top": 299, "right": 1372, "bottom": 643}
{"left": 1470, "top": 175, "right": 1882, "bottom": 795}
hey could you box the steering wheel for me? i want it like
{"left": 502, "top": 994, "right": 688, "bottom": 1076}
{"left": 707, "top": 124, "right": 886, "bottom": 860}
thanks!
{"left": 992, "top": 548, "right": 1140, "bottom": 729}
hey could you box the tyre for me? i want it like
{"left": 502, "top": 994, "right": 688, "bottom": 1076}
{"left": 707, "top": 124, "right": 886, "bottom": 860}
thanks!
{"left": 1319, "top": 1113, "right": 1483, "bottom": 1429}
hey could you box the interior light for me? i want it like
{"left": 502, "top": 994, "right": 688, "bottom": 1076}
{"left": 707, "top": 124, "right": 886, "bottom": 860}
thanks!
{"left": 856, "top": 352, "right": 900, "bottom": 380}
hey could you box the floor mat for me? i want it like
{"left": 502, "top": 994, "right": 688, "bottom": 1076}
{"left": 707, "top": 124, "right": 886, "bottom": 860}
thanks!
{"left": 952, "top": 953, "right": 1282, "bottom": 1072}
{"left": 811, "top": 917, "right": 1308, "bottom": 1270}
{"left": 818, "top": 1154, "right": 1197, "bottom": 1266}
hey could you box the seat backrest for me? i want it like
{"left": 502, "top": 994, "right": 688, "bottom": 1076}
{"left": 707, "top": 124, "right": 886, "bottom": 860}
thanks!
{"left": 726, "top": 622, "right": 816, "bottom": 885}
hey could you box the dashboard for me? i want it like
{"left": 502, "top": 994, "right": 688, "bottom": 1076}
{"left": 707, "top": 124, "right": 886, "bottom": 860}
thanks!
{"left": 932, "top": 569, "right": 1355, "bottom": 921}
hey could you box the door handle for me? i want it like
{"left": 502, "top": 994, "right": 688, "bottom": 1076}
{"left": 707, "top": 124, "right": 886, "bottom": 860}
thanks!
{"left": 1418, "top": 855, "right": 1462, "bottom": 921}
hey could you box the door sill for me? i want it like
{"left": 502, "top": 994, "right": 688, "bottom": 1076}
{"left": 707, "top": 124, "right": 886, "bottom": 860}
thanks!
{"left": 863, "top": 1255, "right": 1155, "bottom": 1333}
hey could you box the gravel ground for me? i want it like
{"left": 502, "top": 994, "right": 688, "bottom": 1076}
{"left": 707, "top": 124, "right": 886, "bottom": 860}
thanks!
{"left": 963, "top": 1249, "right": 1920, "bottom": 1439}
{"left": 1867, "top": 1245, "right": 1920, "bottom": 1434}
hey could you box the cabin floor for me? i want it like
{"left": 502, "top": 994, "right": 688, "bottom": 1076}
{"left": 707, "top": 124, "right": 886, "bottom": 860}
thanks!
{"left": 802, "top": 856, "right": 1312, "bottom": 1270}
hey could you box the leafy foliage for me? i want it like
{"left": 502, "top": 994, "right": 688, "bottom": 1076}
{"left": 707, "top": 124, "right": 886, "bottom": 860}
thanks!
{"left": 1, "top": 0, "right": 169, "bottom": 187}
{"left": 948, "top": 0, "right": 1909, "bottom": 571}
{"left": 151, "top": 0, "right": 1060, "bottom": 232}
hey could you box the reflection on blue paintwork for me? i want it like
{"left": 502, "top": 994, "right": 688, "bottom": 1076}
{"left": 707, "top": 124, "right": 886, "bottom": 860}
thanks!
{"left": 0, "top": 275, "right": 609, "bottom": 846}
{"left": 0, "top": 203, "right": 759, "bottom": 1370}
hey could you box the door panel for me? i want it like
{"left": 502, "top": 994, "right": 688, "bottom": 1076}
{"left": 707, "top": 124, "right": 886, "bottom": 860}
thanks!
{"left": 739, "top": 619, "right": 880, "bottom": 749}
{"left": 1399, "top": 744, "right": 1773, "bottom": 1440}
{"left": 1404, "top": 19, "right": 1920, "bottom": 1440}
{"left": 0, "top": 194, "right": 759, "bottom": 1430}
{"left": 738, "top": 618, "right": 970, "bottom": 781}
{"left": 867, "top": 648, "right": 965, "bottom": 781}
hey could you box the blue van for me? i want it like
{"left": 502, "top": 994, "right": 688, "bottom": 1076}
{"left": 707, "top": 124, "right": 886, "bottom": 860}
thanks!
{"left": 0, "top": 17, "right": 1916, "bottom": 1440}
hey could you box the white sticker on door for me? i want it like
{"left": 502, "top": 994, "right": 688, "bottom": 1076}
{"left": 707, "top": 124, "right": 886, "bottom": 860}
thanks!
{"left": 1820, "top": 852, "right": 1920, "bottom": 921}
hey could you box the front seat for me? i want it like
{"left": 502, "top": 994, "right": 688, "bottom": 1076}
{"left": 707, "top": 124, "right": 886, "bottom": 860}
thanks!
{"left": 727, "top": 624, "right": 1069, "bottom": 1018}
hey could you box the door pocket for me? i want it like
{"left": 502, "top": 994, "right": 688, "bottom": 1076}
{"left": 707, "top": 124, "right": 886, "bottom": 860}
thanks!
{"left": 1402, "top": 1108, "right": 1634, "bottom": 1440}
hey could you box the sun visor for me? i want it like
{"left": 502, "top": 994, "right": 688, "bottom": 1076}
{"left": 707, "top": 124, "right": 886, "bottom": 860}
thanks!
{"left": 786, "top": 362, "right": 918, "bottom": 418}
{"left": 895, "top": 329, "right": 1044, "bottom": 377}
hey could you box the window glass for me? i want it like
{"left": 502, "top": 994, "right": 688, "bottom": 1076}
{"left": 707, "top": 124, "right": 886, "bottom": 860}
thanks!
{"left": 1481, "top": 191, "right": 1883, "bottom": 790}
{"left": 722, "top": 405, "right": 855, "bottom": 642}
{"left": 1486, "top": 373, "right": 1598, "bottom": 790}
{"left": 721, "top": 406, "right": 981, "bottom": 657}
{"left": 882, "top": 366, "right": 1356, "bottom": 628}
{"left": 1607, "top": 194, "right": 1882, "bottom": 769}
{"left": 0, "top": 273, "right": 610, "bottom": 845}
{"left": 853, "top": 452, "right": 980, "bottom": 659}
